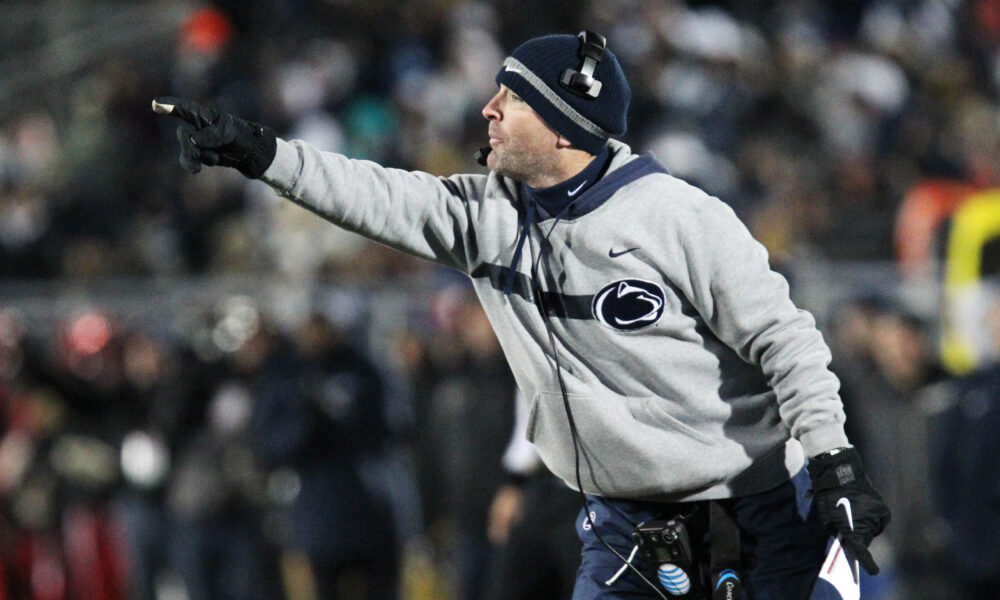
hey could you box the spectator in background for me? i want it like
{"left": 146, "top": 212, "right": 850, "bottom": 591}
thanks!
{"left": 832, "top": 301, "right": 949, "bottom": 599}
{"left": 931, "top": 291, "right": 1000, "bottom": 599}
{"left": 165, "top": 301, "right": 282, "bottom": 600}
{"left": 396, "top": 287, "right": 516, "bottom": 600}
{"left": 827, "top": 295, "right": 887, "bottom": 449}
{"left": 0, "top": 307, "right": 72, "bottom": 599}
{"left": 48, "top": 311, "right": 137, "bottom": 600}
{"left": 115, "top": 328, "right": 209, "bottom": 600}
{"left": 484, "top": 390, "right": 580, "bottom": 600}
{"left": 251, "top": 310, "right": 400, "bottom": 600}
{"left": 437, "top": 293, "right": 516, "bottom": 600}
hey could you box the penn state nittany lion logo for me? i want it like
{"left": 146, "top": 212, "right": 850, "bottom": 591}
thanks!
{"left": 592, "top": 279, "right": 666, "bottom": 331}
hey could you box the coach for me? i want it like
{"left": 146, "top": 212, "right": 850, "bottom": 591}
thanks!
{"left": 154, "top": 31, "right": 889, "bottom": 600}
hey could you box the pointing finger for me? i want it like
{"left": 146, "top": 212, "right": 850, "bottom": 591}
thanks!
{"left": 151, "top": 99, "right": 175, "bottom": 114}
{"left": 152, "top": 96, "right": 218, "bottom": 129}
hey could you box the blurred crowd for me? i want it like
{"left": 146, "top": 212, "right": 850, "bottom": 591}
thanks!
{"left": 7, "top": 285, "right": 1000, "bottom": 600}
{"left": 0, "top": 286, "right": 551, "bottom": 600}
{"left": 2, "top": 0, "right": 1000, "bottom": 598}
{"left": 3, "top": 0, "right": 1000, "bottom": 281}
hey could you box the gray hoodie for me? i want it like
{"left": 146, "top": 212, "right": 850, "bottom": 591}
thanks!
{"left": 261, "top": 137, "right": 848, "bottom": 502}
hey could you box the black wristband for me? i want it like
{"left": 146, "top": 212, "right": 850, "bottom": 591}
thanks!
{"left": 235, "top": 125, "right": 277, "bottom": 179}
{"left": 807, "top": 446, "right": 865, "bottom": 491}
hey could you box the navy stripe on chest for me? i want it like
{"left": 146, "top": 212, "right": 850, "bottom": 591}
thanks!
{"left": 470, "top": 263, "right": 594, "bottom": 320}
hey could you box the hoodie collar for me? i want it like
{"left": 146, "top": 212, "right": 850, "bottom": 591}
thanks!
{"left": 499, "top": 142, "right": 671, "bottom": 296}
{"left": 523, "top": 144, "right": 612, "bottom": 220}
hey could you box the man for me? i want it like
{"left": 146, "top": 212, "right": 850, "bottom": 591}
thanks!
{"left": 154, "top": 31, "right": 889, "bottom": 599}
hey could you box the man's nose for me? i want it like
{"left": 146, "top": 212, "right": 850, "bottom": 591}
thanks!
{"left": 482, "top": 92, "right": 502, "bottom": 121}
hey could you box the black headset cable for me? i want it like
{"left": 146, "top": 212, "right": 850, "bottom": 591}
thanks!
{"left": 528, "top": 205, "right": 670, "bottom": 600}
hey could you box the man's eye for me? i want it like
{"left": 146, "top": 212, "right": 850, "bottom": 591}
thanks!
{"left": 510, "top": 93, "right": 523, "bottom": 102}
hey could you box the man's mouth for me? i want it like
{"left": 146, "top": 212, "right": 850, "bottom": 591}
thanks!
{"left": 488, "top": 129, "right": 503, "bottom": 147}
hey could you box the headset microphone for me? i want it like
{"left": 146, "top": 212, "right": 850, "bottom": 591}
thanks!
{"left": 475, "top": 146, "right": 492, "bottom": 167}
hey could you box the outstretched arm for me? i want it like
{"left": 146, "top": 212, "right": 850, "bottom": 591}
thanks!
{"left": 153, "top": 96, "right": 490, "bottom": 272}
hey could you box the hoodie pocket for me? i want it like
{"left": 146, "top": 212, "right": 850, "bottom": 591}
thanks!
{"left": 523, "top": 390, "right": 724, "bottom": 498}
{"left": 627, "top": 396, "right": 715, "bottom": 445}
{"left": 525, "top": 391, "right": 715, "bottom": 446}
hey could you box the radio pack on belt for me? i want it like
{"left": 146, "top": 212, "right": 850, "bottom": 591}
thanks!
{"left": 631, "top": 501, "right": 743, "bottom": 599}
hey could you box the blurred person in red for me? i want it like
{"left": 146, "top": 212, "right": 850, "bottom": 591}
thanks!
{"left": 0, "top": 310, "right": 132, "bottom": 600}
{"left": 48, "top": 311, "right": 134, "bottom": 600}
{"left": 0, "top": 308, "right": 70, "bottom": 600}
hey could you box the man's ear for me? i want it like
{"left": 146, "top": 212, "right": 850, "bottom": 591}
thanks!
{"left": 556, "top": 135, "right": 573, "bottom": 149}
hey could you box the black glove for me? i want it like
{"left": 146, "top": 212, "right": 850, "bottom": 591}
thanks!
{"left": 807, "top": 446, "right": 890, "bottom": 578}
{"left": 152, "top": 97, "right": 277, "bottom": 178}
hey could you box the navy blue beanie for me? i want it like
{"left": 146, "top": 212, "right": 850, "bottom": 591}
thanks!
{"left": 495, "top": 33, "right": 630, "bottom": 155}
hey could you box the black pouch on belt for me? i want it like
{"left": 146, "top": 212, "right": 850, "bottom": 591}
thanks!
{"left": 708, "top": 500, "right": 743, "bottom": 600}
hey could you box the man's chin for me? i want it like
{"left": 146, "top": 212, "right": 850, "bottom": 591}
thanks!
{"left": 486, "top": 151, "right": 502, "bottom": 173}
{"left": 487, "top": 152, "right": 529, "bottom": 183}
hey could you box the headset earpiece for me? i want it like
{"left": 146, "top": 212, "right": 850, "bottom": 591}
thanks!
{"left": 560, "top": 30, "right": 606, "bottom": 99}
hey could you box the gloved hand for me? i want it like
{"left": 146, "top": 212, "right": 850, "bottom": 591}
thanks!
{"left": 807, "top": 446, "right": 890, "bottom": 578}
{"left": 152, "top": 97, "right": 276, "bottom": 178}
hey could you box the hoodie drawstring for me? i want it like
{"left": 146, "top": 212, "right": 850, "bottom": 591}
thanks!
{"left": 504, "top": 199, "right": 537, "bottom": 295}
